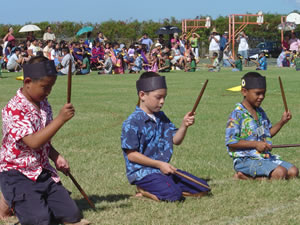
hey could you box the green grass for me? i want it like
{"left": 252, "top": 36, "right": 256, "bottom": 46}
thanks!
{"left": 1, "top": 65, "right": 300, "bottom": 225}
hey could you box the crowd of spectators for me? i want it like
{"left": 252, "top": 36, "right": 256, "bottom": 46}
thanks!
{"left": 1, "top": 26, "right": 300, "bottom": 75}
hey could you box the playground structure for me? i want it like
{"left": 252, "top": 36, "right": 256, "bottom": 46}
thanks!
{"left": 228, "top": 13, "right": 264, "bottom": 58}
{"left": 181, "top": 17, "right": 211, "bottom": 37}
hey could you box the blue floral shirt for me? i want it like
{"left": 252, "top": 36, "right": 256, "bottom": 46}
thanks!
{"left": 225, "top": 103, "right": 274, "bottom": 161}
{"left": 121, "top": 106, "right": 177, "bottom": 184}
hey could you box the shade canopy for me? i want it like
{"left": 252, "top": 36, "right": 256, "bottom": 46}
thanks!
{"left": 19, "top": 24, "right": 41, "bottom": 33}
{"left": 156, "top": 26, "right": 182, "bottom": 35}
{"left": 76, "top": 26, "right": 94, "bottom": 36}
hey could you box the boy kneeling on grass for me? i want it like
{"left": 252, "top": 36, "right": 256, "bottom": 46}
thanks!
{"left": 0, "top": 56, "right": 89, "bottom": 225}
{"left": 225, "top": 72, "right": 299, "bottom": 180}
{"left": 121, "top": 72, "right": 210, "bottom": 202}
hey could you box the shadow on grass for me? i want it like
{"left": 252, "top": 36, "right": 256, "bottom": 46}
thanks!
{"left": 75, "top": 194, "right": 131, "bottom": 211}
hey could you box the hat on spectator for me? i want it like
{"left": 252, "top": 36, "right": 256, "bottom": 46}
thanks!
{"left": 120, "top": 43, "right": 125, "bottom": 49}
{"left": 155, "top": 43, "right": 162, "bottom": 48}
{"left": 224, "top": 31, "right": 229, "bottom": 35}
{"left": 211, "top": 28, "right": 218, "bottom": 33}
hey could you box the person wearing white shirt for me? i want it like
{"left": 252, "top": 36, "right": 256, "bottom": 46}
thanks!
{"left": 208, "top": 28, "right": 220, "bottom": 63}
{"left": 237, "top": 31, "right": 249, "bottom": 66}
{"left": 7, "top": 48, "right": 23, "bottom": 72}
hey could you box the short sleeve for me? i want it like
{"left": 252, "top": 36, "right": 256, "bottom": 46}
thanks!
{"left": 225, "top": 110, "right": 241, "bottom": 146}
{"left": 121, "top": 121, "right": 140, "bottom": 151}
{"left": 3, "top": 107, "right": 34, "bottom": 142}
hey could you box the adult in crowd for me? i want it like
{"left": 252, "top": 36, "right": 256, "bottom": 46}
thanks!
{"left": 43, "top": 26, "right": 56, "bottom": 41}
{"left": 6, "top": 48, "right": 24, "bottom": 72}
{"left": 138, "top": 33, "right": 153, "bottom": 52}
{"left": 3, "top": 27, "right": 15, "bottom": 48}
{"left": 189, "top": 32, "right": 200, "bottom": 59}
{"left": 237, "top": 31, "right": 249, "bottom": 66}
{"left": 58, "top": 47, "right": 76, "bottom": 75}
{"left": 96, "top": 32, "right": 108, "bottom": 44}
{"left": 27, "top": 38, "right": 39, "bottom": 57}
{"left": 282, "top": 34, "right": 290, "bottom": 51}
{"left": 289, "top": 32, "right": 300, "bottom": 53}
{"left": 208, "top": 28, "right": 220, "bottom": 63}
{"left": 219, "top": 31, "right": 229, "bottom": 62}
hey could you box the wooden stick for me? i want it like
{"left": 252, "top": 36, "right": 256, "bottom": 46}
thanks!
{"left": 278, "top": 76, "right": 288, "bottom": 112}
{"left": 67, "top": 59, "right": 72, "bottom": 103}
{"left": 191, "top": 79, "right": 209, "bottom": 114}
{"left": 272, "top": 144, "right": 300, "bottom": 149}
{"left": 174, "top": 170, "right": 210, "bottom": 190}
{"left": 67, "top": 171, "right": 96, "bottom": 209}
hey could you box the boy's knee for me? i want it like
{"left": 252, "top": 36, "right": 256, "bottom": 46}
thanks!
{"left": 271, "top": 166, "right": 288, "bottom": 179}
{"left": 288, "top": 166, "right": 299, "bottom": 178}
{"left": 160, "top": 186, "right": 183, "bottom": 202}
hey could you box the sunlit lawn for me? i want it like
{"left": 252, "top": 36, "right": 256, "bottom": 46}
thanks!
{"left": 1, "top": 63, "right": 300, "bottom": 225}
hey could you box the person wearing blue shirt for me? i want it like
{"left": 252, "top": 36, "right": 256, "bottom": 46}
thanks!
{"left": 225, "top": 72, "right": 298, "bottom": 180}
{"left": 138, "top": 33, "right": 153, "bottom": 52}
{"left": 255, "top": 52, "right": 267, "bottom": 70}
{"left": 219, "top": 32, "right": 229, "bottom": 62}
{"left": 121, "top": 72, "right": 210, "bottom": 201}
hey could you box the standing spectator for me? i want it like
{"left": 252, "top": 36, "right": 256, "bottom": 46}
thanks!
{"left": 138, "top": 33, "right": 153, "bottom": 52}
{"left": 3, "top": 27, "right": 15, "bottom": 48}
{"left": 189, "top": 32, "right": 200, "bottom": 59}
{"left": 237, "top": 31, "right": 249, "bottom": 66}
{"left": 26, "top": 31, "right": 35, "bottom": 42}
{"left": 43, "top": 26, "right": 56, "bottom": 41}
{"left": 282, "top": 35, "right": 290, "bottom": 51}
{"left": 208, "top": 28, "right": 220, "bottom": 63}
{"left": 219, "top": 31, "right": 229, "bottom": 63}
{"left": 158, "top": 34, "right": 166, "bottom": 48}
{"left": 96, "top": 32, "right": 108, "bottom": 44}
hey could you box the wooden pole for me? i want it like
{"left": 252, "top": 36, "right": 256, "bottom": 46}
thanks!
{"left": 67, "top": 59, "right": 72, "bottom": 104}
{"left": 278, "top": 76, "right": 288, "bottom": 112}
{"left": 65, "top": 58, "right": 95, "bottom": 209}
{"left": 67, "top": 171, "right": 96, "bottom": 209}
{"left": 174, "top": 170, "right": 210, "bottom": 190}
{"left": 190, "top": 80, "right": 209, "bottom": 114}
{"left": 272, "top": 144, "right": 300, "bottom": 149}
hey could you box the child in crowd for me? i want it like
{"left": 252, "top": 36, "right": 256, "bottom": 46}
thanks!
{"left": 184, "top": 55, "right": 196, "bottom": 72}
{"left": 121, "top": 72, "right": 210, "bottom": 202}
{"left": 158, "top": 53, "right": 171, "bottom": 72}
{"left": 0, "top": 56, "right": 89, "bottom": 224}
{"left": 129, "top": 52, "right": 143, "bottom": 73}
{"left": 114, "top": 52, "right": 125, "bottom": 74}
{"left": 225, "top": 72, "right": 299, "bottom": 180}
{"left": 76, "top": 52, "right": 90, "bottom": 75}
{"left": 148, "top": 53, "right": 159, "bottom": 72}
{"left": 254, "top": 52, "right": 267, "bottom": 70}
{"left": 231, "top": 54, "right": 243, "bottom": 72}
{"left": 98, "top": 51, "right": 113, "bottom": 74}
{"left": 207, "top": 52, "right": 220, "bottom": 72}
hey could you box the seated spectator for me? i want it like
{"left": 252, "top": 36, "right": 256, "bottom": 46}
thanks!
{"left": 223, "top": 45, "right": 234, "bottom": 67}
{"left": 232, "top": 54, "right": 243, "bottom": 72}
{"left": 58, "top": 47, "right": 76, "bottom": 75}
{"left": 98, "top": 51, "right": 113, "bottom": 74}
{"left": 170, "top": 43, "right": 185, "bottom": 69}
{"left": 253, "top": 52, "right": 267, "bottom": 70}
{"left": 114, "top": 52, "right": 125, "bottom": 74}
{"left": 91, "top": 40, "right": 104, "bottom": 69}
{"left": 185, "top": 55, "right": 197, "bottom": 72}
{"left": 28, "top": 38, "right": 39, "bottom": 57}
{"left": 72, "top": 42, "right": 84, "bottom": 65}
{"left": 76, "top": 52, "right": 90, "bottom": 75}
{"left": 148, "top": 53, "right": 159, "bottom": 72}
{"left": 151, "top": 43, "right": 162, "bottom": 55}
{"left": 6, "top": 48, "right": 24, "bottom": 72}
{"left": 207, "top": 52, "right": 220, "bottom": 72}
{"left": 158, "top": 53, "right": 171, "bottom": 72}
{"left": 43, "top": 40, "right": 53, "bottom": 59}
{"left": 129, "top": 51, "right": 143, "bottom": 73}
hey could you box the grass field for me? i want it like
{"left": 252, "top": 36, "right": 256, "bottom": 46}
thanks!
{"left": 1, "top": 64, "right": 300, "bottom": 225}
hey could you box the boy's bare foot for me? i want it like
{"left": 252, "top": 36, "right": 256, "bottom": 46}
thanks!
{"left": 233, "top": 172, "right": 252, "bottom": 180}
{"left": 136, "top": 187, "right": 159, "bottom": 202}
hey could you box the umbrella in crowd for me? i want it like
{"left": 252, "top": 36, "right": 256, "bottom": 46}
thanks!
{"left": 76, "top": 26, "right": 93, "bottom": 36}
{"left": 277, "top": 22, "right": 297, "bottom": 31}
{"left": 19, "top": 24, "right": 41, "bottom": 33}
{"left": 156, "top": 26, "right": 182, "bottom": 35}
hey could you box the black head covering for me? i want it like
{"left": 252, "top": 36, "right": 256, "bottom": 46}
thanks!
{"left": 23, "top": 60, "right": 57, "bottom": 79}
{"left": 136, "top": 76, "right": 167, "bottom": 93}
{"left": 241, "top": 72, "right": 266, "bottom": 89}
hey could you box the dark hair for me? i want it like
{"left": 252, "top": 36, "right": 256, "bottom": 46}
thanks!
{"left": 213, "top": 52, "right": 218, "bottom": 57}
